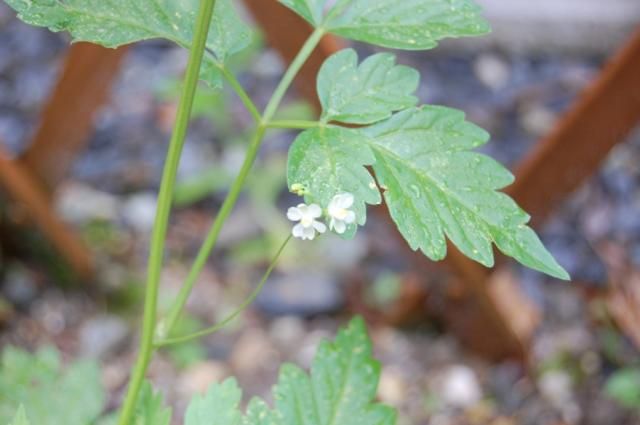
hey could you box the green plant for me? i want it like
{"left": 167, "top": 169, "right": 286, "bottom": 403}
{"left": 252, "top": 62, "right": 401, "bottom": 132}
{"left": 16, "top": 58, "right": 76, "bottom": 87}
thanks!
{"left": 4, "top": 0, "right": 570, "bottom": 424}
{"left": 605, "top": 367, "right": 640, "bottom": 411}
{"left": 0, "top": 347, "right": 104, "bottom": 424}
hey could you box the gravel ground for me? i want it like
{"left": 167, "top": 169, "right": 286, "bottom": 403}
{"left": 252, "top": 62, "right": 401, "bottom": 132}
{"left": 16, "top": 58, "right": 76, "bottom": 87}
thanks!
{"left": 1, "top": 3, "right": 640, "bottom": 424}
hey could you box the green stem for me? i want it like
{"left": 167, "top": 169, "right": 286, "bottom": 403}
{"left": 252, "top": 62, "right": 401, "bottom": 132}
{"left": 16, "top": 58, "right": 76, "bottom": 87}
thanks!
{"left": 159, "top": 123, "right": 266, "bottom": 338}
{"left": 267, "top": 119, "right": 320, "bottom": 130}
{"left": 218, "top": 63, "right": 261, "bottom": 123}
{"left": 159, "top": 26, "right": 326, "bottom": 339}
{"left": 116, "top": 1, "right": 216, "bottom": 424}
{"left": 155, "top": 235, "right": 292, "bottom": 347}
{"left": 263, "top": 27, "right": 325, "bottom": 121}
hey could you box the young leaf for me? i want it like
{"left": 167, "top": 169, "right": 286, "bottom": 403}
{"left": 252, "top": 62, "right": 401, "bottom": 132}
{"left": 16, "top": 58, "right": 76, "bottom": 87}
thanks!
{"left": 605, "top": 368, "right": 640, "bottom": 410}
{"left": 287, "top": 126, "right": 381, "bottom": 235}
{"left": 318, "top": 49, "right": 419, "bottom": 125}
{"left": 279, "top": 0, "right": 490, "bottom": 50}
{"left": 241, "top": 399, "right": 281, "bottom": 425}
{"left": 0, "top": 346, "right": 104, "bottom": 425}
{"left": 134, "top": 381, "right": 172, "bottom": 425}
{"left": 362, "top": 107, "right": 569, "bottom": 279}
{"left": 182, "top": 317, "right": 394, "bottom": 425}
{"left": 274, "top": 317, "right": 395, "bottom": 425}
{"left": 185, "top": 379, "right": 242, "bottom": 425}
{"left": 9, "top": 406, "right": 29, "bottom": 425}
{"left": 5, "top": 0, "right": 252, "bottom": 88}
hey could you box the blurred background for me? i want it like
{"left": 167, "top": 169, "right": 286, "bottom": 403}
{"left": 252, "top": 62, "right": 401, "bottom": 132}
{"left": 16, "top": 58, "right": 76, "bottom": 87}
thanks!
{"left": 1, "top": 0, "right": 640, "bottom": 424}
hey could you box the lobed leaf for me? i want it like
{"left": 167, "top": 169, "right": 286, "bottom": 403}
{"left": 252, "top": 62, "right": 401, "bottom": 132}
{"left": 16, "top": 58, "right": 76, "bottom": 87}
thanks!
{"left": 134, "top": 381, "right": 172, "bottom": 425}
{"left": 0, "top": 347, "right": 104, "bottom": 425}
{"left": 182, "top": 317, "right": 394, "bottom": 425}
{"left": 5, "top": 0, "right": 252, "bottom": 88}
{"left": 279, "top": 0, "right": 326, "bottom": 27}
{"left": 287, "top": 126, "right": 381, "bottom": 237}
{"left": 185, "top": 378, "right": 242, "bottom": 425}
{"left": 9, "top": 406, "right": 30, "bottom": 425}
{"left": 274, "top": 317, "right": 395, "bottom": 425}
{"left": 362, "top": 107, "right": 569, "bottom": 279}
{"left": 241, "top": 399, "right": 282, "bottom": 425}
{"left": 317, "top": 49, "right": 419, "bottom": 125}
{"left": 279, "top": 0, "right": 490, "bottom": 50}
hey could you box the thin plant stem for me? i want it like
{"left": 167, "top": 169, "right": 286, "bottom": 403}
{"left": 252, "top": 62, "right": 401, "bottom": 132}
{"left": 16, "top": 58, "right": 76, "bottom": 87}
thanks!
{"left": 159, "top": 26, "right": 327, "bottom": 338}
{"left": 155, "top": 235, "right": 292, "bottom": 347}
{"left": 218, "top": 63, "right": 261, "bottom": 122}
{"left": 266, "top": 119, "right": 320, "bottom": 129}
{"left": 263, "top": 27, "right": 325, "bottom": 121}
{"left": 116, "top": 1, "right": 217, "bottom": 423}
{"left": 158, "top": 124, "right": 266, "bottom": 338}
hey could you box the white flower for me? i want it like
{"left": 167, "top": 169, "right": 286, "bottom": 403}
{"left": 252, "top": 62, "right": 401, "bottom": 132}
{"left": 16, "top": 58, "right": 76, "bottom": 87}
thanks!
{"left": 327, "top": 193, "right": 356, "bottom": 234}
{"left": 287, "top": 203, "right": 327, "bottom": 240}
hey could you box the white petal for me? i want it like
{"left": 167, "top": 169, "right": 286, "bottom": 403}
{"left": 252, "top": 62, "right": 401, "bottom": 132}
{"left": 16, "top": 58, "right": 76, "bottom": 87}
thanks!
{"left": 302, "top": 226, "right": 316, "bottom": 240}
{"left": 292, "top": 223, "right": 305, "bottom": 238}
{"left": 344, "top": 210, "right": 356, "bottom": 224}
{"left": 313, "top": 220, "right": 327, "bottom": 233}
{"left": 308, "top": 203, "right": 322, "bottom": 218}
{"left": 334, "top": 220, "right": 347, "bottom": 234}
{"left": 327, "top": 203, "right": 340, "bottom": 218}
{"left": 287, "top": 207, "right": 302, "bottom": 221}
{"left": 338, "top": 193, "right": 354, "bottom": 208}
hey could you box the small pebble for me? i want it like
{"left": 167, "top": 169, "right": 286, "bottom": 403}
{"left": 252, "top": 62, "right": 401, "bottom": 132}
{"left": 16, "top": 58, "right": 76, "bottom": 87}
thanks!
{"left": 438, "top": 365, "right": 483, "bottom": 409}
{"left": 474, "top": 53, "right": 511, "bottom": 90}
{"left": 79, "top": 315, "right": 129, "bottom": 359}
{"left": 122, "top": 192, "right": 158, "bottom": 233}
{"left": 178, "top": 361, "right": 229, "bottom": 397}
{"left": 538, "top": 370, "right": 573, "bottom": 407}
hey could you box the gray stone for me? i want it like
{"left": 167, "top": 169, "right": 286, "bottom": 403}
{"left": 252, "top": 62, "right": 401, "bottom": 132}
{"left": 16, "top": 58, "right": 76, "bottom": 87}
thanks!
{"left": 56, "top": 182, "right": 120, "bottom": 224}
{"left": 538, "top": 370, "right": 573, "bottom": 407}
{"left": 230, "top": 328, "right": 278, "bottom": 374}
{"left": 177, "top": 361, "right": 229, "bottom": 397}
{"left": 2, "top": 265, "right": 38, "bottom": 307}
{"left": 268, "top": 316, "right": 306, "bottom": 351}
{"left": 122, "top": 192, "right": 157, "bottom": 233}
{"left": 79, "top": 315, "right": 129, "bottom": 359}
{"left": 256, "top": 271, "right": 344, "bottom": 317}
{"left": 474, "top": 54, "right": 511, "bottom": 91}
{"left": 437, "top": 365, "right": 483, "bottom": 408}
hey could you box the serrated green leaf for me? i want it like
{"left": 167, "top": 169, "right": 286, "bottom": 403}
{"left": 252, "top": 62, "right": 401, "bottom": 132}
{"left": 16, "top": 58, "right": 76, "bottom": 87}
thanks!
{"left": 279, "top": 0, "right": 325, "bottom": 26}
{"left": 185, "top": 378, "right": 242, "bottom": 425}
{"left": 9, "top": 406, "right": 29, "bottom": 425}
{"left": 241, "top": 399, "right": 281, "bottom": 425}
{"left": 5, "top": 0, "right": 252, "bottom": 88}
{"left": 0, "top": 346, "right": 104, "bottom": 425}
{"left": 287, "top": 126, "right": 381, "bottom": 237}
{"left": 274, "top": 317, "right": 395, "bottom": 425}
{"left": 318, "top": 49, "right": 419, "bottom": 125}
{"left": 360, "top": 106, "right": 568, "bottom": 279}
{"left": 181, "top": 318, "right": 394, "bottom": 425}
{"left": 134, "top": 382, "right": 172, "bottom": 425}
{"left": 280, "top": 0, "right": 490, "bottom": 50}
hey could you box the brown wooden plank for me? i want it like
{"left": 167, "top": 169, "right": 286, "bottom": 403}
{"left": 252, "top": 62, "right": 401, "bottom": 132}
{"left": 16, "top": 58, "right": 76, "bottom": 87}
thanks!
{"left": 440, "top": 27, "right": 640, "bottom": 359}
{"left": 242, "top": 0, "right": 344, "bottom": 108}
{"left": 20, "top": 42, "right": 128, "bottom": 194}
{"left": 0, "top": 147, "right": 93, "bottom": 278}
{"left": 507, "top": 27, "right": 640, "bottom": 224}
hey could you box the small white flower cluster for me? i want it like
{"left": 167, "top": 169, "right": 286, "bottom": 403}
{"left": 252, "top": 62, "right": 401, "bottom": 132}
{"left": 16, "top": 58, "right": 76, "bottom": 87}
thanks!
{"left": 287, "top": 192, "right": 357, "bottom": 241}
